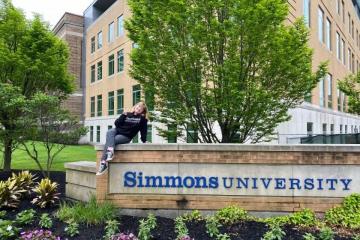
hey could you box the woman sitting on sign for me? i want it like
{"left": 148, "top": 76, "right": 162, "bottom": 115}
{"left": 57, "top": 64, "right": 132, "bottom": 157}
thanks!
{"left": 97, "top": 101, "right": 148, "bottom": 175}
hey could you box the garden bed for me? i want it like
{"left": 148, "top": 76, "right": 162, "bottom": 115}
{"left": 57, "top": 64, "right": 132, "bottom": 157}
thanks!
{"left": 0, "top": 170, "right": 359, "bottom": 240}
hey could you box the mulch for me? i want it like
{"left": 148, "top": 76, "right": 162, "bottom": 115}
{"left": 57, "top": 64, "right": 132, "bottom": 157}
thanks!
{"left": 0, "top": 170, "right": 358, "bottom": 240}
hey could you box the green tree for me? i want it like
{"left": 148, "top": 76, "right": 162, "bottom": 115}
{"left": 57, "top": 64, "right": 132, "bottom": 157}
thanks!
{"left": 126, "top": 0, "right": 326, "bottom": 143}
{"left": 0, "top": 0, "right": 74, "bottom": 170}
{"left": 339, "top": 73, "right": 360, "bottom": 114}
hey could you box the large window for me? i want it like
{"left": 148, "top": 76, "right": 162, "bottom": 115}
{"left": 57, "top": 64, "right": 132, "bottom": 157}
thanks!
{"left": 337, "top": 88, "right": 342, "bottom": 111}
{"left": 342, "top": 1, "right": 345, "bottom": 23}
{"left": 117, "top": 49, "right": 124, "bottom": 72}
{"left": 117, "top": 89, "right": 124, "bottom": 114}
{"left": 90, "top": 126, "right": 94, "bottom": 142}
{"left": 303, "top": 0, "right": 310, "bottom": 27}
{"left": 342, "top": 39, "right": 346, "bottom": 65}
{"left": 96, "top": 126, "right": 101, "bottom": 143}
{"left": 336, "top": 0, "right": 341, "bottom": 15}
{"left": 325, "top": 18, "right": 331, "bottom": 50}
{"left": 108, "top": 91, "right": 114, "bottom": 116}
{"left": 108, "top": 22, "right": 114, "bottom": 42}
{"left": 97, "top": 94, "right": 102, "bottom": 117}
{"left": 97, "top": 61, "right": 102, "bottom": 80}
{"left": 132, "top": 84, "right": 141, "bottom": 105}
{"left": 319, "top": 78, "right": 325, "bottom": 107}
{"left": 117, "top": 15, "right": 124, "bottom": 37}
{"left": 90, "top": 65, "right": 95, "bottom": 83}
{"left": 336, "top": 32, "right": 341, "bottom": 60}
{"left": 322, "top": 123, "right": 327, "bottom": 135}
{"left": 318, "top": 7, "right": 324, "bottom": 43}
{"left": 327, "top": 73, "right": 332, "bottom": 109}
{"left": 90, "top": 96, "right": 95, "bottom": 117}
{"left": 91, "top": 37, "right": 95, "bottom": 53}
{"left": 97, "top": 31, "right": 103, "bottom": 49}
{"left": 307, "top": 122, "right": 313, "bottom": 136}
{"left": 348, "top": 48, "right": 351, "bottom": 70}
{"left": 108, "top": 54, "right": 114, "bottom": 76}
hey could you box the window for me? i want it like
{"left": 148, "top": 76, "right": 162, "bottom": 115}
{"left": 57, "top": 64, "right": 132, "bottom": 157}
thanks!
{"left": 345, "top": 125, "right": 348, "bottom": 134}
{"left": 352, "top": 53, "right": 355, "bottom": 73}
{"left": 336, "top": 0, "right": 340, "bottom": 15}
{"left": 97, "top": 61, "right": 102, "bottom": 80}
{"left": 90, "top": 126, "right": 94, "bottom": 142}
{"left": 348, "top": 48, "right": 351, "bottom": 70}
{"left": 96, "top": 126, "right": 101, "bottom": 142}
{"left": 117, "top": 89, "right": 124, "bottom": 114}
{"left": 336, "top": 32, "right": 341, "bottom": 60}
{"left": 117, "top": 49, "right": 124, "bottom": 72}
{"left": 108, "top": 91, "right": 114, "bottom": 116}
{"left": 117, "top": 15, "right": 124, "bottom": 37}
{"left": 97, "top": 94, "right": 102, "bottom": 116}
{"left": 322, "top": 123, "right": 327, "bottom": 135}
{"left": 108, "top": 54, "right": 114, "bottom": 76}
{"left": 319, "top": 77, "right": 325, "bottom": 107}
{"left": 97, "top": 31, "right": 103, "bottom": 49}
{"left": 342, "top": 39, "right": 346, "bottom": 65}
{"left": 342, "top": 1, "right": 345, "bottom": 23}
{"left": 147, "top": 125, "right": 152, "bottom": 143}
{"left": 348, "top": 13, "right": 351, "bottom": 35}
{"left": 91, "top": 65, "right": 95, "bottom": 83}
{"left": 325, "top": 18, "right": 331, "bottom": 50}
{"left": 330, "top": 124, "right": 334, "bottom": 134}
{"left": 352, "top": 20, "right": 354, "bottom": 39}
{"left": 318, "top": 7, "right": 324, "bottom": 43}
{"left": 132, "top": 84, "right": 141, "bottom": 105}
{"left": 337, "top": 88, "right": 342, "bottom": 111}
{"left": 342, "top": 94, "right": 346, "bottom": 112}
{"left": 357, "top": 30, "right": 359, "bottom": 47}
{"left": 108, "top": 22, "right": 114, "bottom": 42}
{"left": 303, "top": 0, "right": 310, "bottom": 27}
{"left": 327, "top": 73, "right": 332, "bottom": 109}
{"left": 167, "top": 125, "right": 177, "bottom": 143}
{"left": 90, "top": 96, "right": 95, "bottom": 117}
{"left": 91, "top": 37, "right": 95, "bottom": 53}
{"left": 340, "top": 124, "right": 343, "bottom": 134}
{"left": 307, "top": 122, "right": 313, "bottom": 136}
{"left": 108, "top": 125, "right": 112, "bottom": 130}
{"left": 351, "top": 125, "right": 354, "bottom": 133}
{"left": 187, "top": 124, "right": 198, "bottom": 143}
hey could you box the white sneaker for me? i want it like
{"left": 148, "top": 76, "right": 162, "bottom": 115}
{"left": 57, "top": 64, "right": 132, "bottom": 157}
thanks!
{"left": 96, "top": 162, "right": 108, "bottom": 176}
{"left": 105, "top": 150, "right": 114, "bottom": 162}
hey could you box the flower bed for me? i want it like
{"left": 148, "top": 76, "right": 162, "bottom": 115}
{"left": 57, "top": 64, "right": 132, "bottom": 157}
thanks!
{"left": 0, "top": 170, "right": 359, "bottom": 240}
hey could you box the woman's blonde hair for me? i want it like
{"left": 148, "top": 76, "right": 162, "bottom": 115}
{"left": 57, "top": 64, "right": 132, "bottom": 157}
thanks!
{"left": 131, "top": 101, "right": 149, "bottom": 119}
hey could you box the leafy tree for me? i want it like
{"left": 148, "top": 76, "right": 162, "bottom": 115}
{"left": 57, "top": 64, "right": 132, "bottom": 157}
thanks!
{"left": 20, "top": 93, "right": 87, "bottom": 177}
{"left": 339, "top": 73, "right": 360, "bottom": 114}
{"left": 0, "top": 0, "right": 74, "bottom": 170}
{"left": 126, "top": 0, "right": 326, "bottom": 143}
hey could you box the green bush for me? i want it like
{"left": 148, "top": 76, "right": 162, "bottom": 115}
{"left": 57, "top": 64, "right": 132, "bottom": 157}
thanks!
{"left": 104, "top": 219, "right": 120, "bottom": 240}
{"left": 318, "top": 227, "right": 334, "bottom": 240}
{"left": 303, "top": 233, "right": 316, "bottom": 240}
{"left": 261, "top": 223, "right": 286, "bottom": 240}
{"left": 0, "top": 179, "right": 23, "bottom": 208}
{"left": 10, "top": 171, "right": 37, "bottom": 197}
{"left": 39, "top": 213, "right": 53, "bottom": 229}
{"left": 32, "top": 178, "right": 60, "bottom": 208}
{"left": 288, "top": 208, "right": 319, "bottom": 227}
{"left": 205, "top": 216, "right": 231, "bottom": 240}
{"left": 15, "top": 209, "right": 36, "bottom": 225}
{"left": 0, "top": 220, "right": 20, "bottom": 240}
{"left": 65, "top": 219, "right": 80, "bottom": 237}
{"left": 214, "top": 205, "right": 248, "bottom": 224}
{"left": 138, "top": 214, "right": 157, "bottom": 240}
{"left": 175, "top": 216, "right": 189, "bottom": 240}
{"left": 325, "top": 194, "right": 360, "bottom": 229}
{"left": 56, "top": 196, "right": 116, "bottom": 225}
{"left": 182, "top": 210, "right": 204, "bottom": 222}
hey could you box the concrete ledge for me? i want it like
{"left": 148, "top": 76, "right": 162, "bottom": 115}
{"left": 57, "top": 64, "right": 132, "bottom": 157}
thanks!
{"left": 66, "top": 183, "right": 96, "bottom": 202}
{"left": 64, "top": 161, "right": 96, "bottom": 173}
{"left": 95, "top": 143, "right": 360, "bottom": 152}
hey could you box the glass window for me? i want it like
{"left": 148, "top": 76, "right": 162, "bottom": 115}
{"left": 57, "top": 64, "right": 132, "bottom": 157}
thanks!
{"left": 336, "top": 32, "right": 341, "bottom": 60}
{"left": 319, "top": 77, "right": 325, "bottom": 107}
{"left": 90, "top": 96, "right": 95, "bottom": 117}
{"left": 336, "top": 0, "right": 340, "bottom": 15}
{"left": 352, "top": 20, "right": 354, "bottom": 39}
{"left": 307, "top": 122, "right": 313, "bottom": 136}
{"left": 90, "top": 126, "right": 94, "bottom": 142}
{"left": 108, "top": 91, "right": 114, "bottom": 116}
{"left": 97, "top": 61, "right": 102, "bottom": 80}
{"left": 342, "top": 1, "right": 345, "bottom": 23}
{"left": 327, "top": 73, "right": 332, "bottom": 109}
{"left": 318, "top": 7, "right": 324, "bottom": 43}
{"left": 325, "top": 18, "right": 331, "bottom": 50}
{"left": 108, "top": 54, "right": 114, "bottom": 76}
{"left": 340, "top": 124, "right": 343, "bottom": 134}
{"left": 322, "top": 123, "right": 327, "bottom": 135}
{"left": 117, "top": 49, "right": 124, "bottom": 72}
{"left": 117, "top": 89, "right": 124, "bottom": 114}
{"left": 96, "top": 126, "right": 101, "bottom": 143}
{"left": 330, "top": 124, "right": 334, "bottom": 134}
{"left": 337, "top": 88, "right": 342, "bottom": 111}
{"left": 132, "top": 84, "right": 141, "bottom": 105}
{"left": 97, "top": 31, "right": 103, "bottom": 49}
{"left": 303, "top": 0, "right": 310, "bottom": 27}
{"left": 108, "top": 21, "right": 114, "bottom": 42}
{"left": 97, "top": 95, "right": 102, "bottom": 117}
{"left": 91, "top": 37, "right": 95, "bottom": 53}
{"left": 345, "top": 125, "right": 348, "bottom": 134}
{"left": 342, "top": 39, "right": 346, "bottom": 65}
{"left": 117, "top": 15, "right": 124, "bottom": 37}
{"left": 348, "top": 13, "right": 351, "bottom": 34}
{"left": 91, "top": 65, "right": 95, "bottom": 83}
{"left": 348, "top": 48, "right": 351, "bottom": 70}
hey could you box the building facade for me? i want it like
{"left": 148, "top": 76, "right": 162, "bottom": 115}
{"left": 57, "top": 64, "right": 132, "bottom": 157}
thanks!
{"left": 53, "top": 12, "right": 85, "bottom": 121}
{"left": 83, "top": 0, "right": 360, "bottom": 144}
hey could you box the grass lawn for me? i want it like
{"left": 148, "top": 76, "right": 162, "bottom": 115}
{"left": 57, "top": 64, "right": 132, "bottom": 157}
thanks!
{"left": 0, "top": 143, "right": 96, "bottom": 171}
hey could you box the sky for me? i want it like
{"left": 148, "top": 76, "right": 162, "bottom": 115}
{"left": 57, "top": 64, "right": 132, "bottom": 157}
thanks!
{"left": 12, "top": 0, "right": 93, "bottom": 27}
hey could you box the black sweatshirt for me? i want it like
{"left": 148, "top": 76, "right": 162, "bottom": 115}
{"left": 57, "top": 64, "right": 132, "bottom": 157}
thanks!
{"left": 114, "top": 112, "right": 148, "bottom": 143}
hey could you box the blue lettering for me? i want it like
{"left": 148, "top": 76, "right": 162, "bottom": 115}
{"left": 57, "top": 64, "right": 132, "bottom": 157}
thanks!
{"left": 252, "top": 178, "right": 258, "bottom": 189}
{"left": 260, "top": 178, "right": 272, "bottom": 189}
{"left": 137, "top": 172, "right": 144, "bottom": 187}
{"left": 289, "top": 178, "right": 301, "bottom": 190}
{"left": 124, "top": 171, "right": 136, "bottom": 187}
{"left": 183, "top": 176, "right": 195, "bottom": 188}
{"left": 304, "top": 178, "right": 314, "bottom": 190}
{"left": 326, "top": 179, "right": 337, "bottom": 190}
{"left": 195, "top": 176, "right": 208, "bottom": 188}
{"left": 209, "top": 177, "right": 219, "bottom": 188}
{"left": 275, "top": 178, "right": 286, "bottom": 189}
{"left": 223, "top": 177, "right": 234, "bottom": 189}
{"left": 317, "top": 179, "right": 324, "bottom": 190}
{"left": 236, "top": 177, "right": 249, "bottom": 189}
{"left": 164, "top": 176, "right": 183, "bottom": 188}
{"left": 145, "top": 176, "right": 163, "bottom": 187}
{"left": 340, "top": 179, "right": 352, "bottom": 190}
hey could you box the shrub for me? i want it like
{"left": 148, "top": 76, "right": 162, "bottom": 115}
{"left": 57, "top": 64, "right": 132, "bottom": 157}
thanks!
{"left": 288, "top": 208, "right": 319, "bottom": 227}
{"left": 20, "top": 229, "right": 60, "bottom": 240}
{"left": 0, "top": 220, "right": 20, "bottom": 240}
{"left": 303, "top": 233, "right": 316, "bottom": 240}
{"left": 175, "top": 216, "right": 189, "bottom": 240}
{"left": 325, "top": 194, "right": 360, "bottom": 229}
{"left": 65, "top": 219, "right": 80, "bottom": 237}
{"left": 39, "top": 213, "right": 53, "bottom": 229}
{"left": 214, "top": 205, "right": 248, "bottom": 224}
{"left": 56, "top": 196, "right": 116, "bottom": 225}
{"left": 10, "top": 171, "right": 37, "bottom": 197}
{"left": 205, "top": 216, "right": 231, "bottom": 240}
{"left": 0, "top": 179, "right": 23, "bottom": 208}
{"left": 32, "top": 178, "right": 60, "bottom": 208}
{"left": 318, "top": 227, "right": 334, "bottom": 240}
{"left": 138, "top": 214, "right": 157, "bottom": 240}
{"left": 353, "top": 235, "right": 360, "bottom": 240}
{"left": 16, "top": 209, "right": 36, "bottom": 225}
{"left": 182, "top": 210, "right": 204, "bottom": 222}
{"left": 261, "top": 223, "right": 286, "bottom": 240}
{"left": 111, "top": 233, "right": 138, "bottom": 240}
{"left": 0, "top": 210, "right": 6, "bottom": 218}
{"left": 104, "top": 219, "right": 120, "bottom": 240}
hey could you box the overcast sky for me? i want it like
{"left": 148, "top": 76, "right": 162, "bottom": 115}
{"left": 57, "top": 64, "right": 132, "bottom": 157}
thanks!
{"left": 12, "top": 0, "right": 92, "bottom": 27}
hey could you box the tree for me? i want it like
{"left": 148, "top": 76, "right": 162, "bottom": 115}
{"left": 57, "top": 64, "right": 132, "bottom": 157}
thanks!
{"left": 339, "top": 73, "right": 360, "bottom": 114}
{"left": 125, "top": 0, "right": 326, "bottom": 143}
{"left": 0, "top": 0, "right": 74, "bottom": 171}
{"left": 19, "top": 93, "right": 87, "bottom": 177}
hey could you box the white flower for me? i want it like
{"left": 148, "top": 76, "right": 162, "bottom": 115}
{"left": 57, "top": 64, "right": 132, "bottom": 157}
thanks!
{"left": 6, "top": 225, "right": 12, "bottom": 231}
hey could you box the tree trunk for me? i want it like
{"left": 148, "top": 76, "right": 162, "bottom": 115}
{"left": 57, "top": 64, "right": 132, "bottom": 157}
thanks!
{"left": 3, "top": 138, "right": 12, "bottom": 172}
